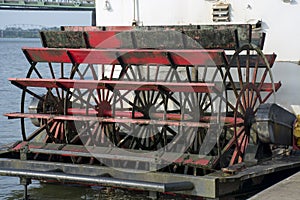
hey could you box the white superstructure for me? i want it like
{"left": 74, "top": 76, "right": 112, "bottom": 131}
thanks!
{"left": 96, "top": 0, "right": 300, "bottom": 111}
{"left": 96, "top": 0, "right": 300, "bottom": 62}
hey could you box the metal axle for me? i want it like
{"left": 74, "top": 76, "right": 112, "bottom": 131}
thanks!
{"left": 1, "top": 168, "right": 194, "bottom": 193}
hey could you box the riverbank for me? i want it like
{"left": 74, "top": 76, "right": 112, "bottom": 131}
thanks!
{"left": 0, "top": 27, "right": 59, "bottom": 38}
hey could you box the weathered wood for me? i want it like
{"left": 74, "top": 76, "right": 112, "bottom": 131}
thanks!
{"left": 183, "top": 29, "right": 236, "bottom": 49}
{"left": 57, "top": 24, "right": 261, "bottom": 50}
{"left": 40, "top": 31, "right": 87, "bottom": 48}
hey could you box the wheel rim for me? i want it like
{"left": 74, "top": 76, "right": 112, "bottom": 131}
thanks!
{"left": 112, "top": 64, "right": 186, "bottom": 151}
{"left": 223, "top": 44, "right": 276, "bottom": 165}
{"left": 68, "top": 63, "right": 124, "bottom": 146}
{"left": 20, "top": 62, "right": 72, "bottom": 143}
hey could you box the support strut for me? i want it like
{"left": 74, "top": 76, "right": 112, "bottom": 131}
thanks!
{"left": 20, "top": 177, "right": 31, "bottom": 200}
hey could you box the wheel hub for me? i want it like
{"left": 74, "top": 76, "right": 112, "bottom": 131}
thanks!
{"left": 142, "top": 104, "right": 157, "bottom": 119}
{"left": 244, "top": 108, "right": 255, "bottom": 134}
{"left": 96, "top": 100, "right": 111, "bottom": 117}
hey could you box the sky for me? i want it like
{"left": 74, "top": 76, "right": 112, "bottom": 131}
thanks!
{"left": 0, "top": 10, "right": 92, "bottom": 29}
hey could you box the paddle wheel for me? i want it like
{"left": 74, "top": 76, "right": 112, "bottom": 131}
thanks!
{"left": 2, "top": 25, "right": 297, "bottom": 199}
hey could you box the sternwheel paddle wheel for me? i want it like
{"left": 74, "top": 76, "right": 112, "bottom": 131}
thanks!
{"left": 3, "top": 25, "right": 294, "bottom": 199}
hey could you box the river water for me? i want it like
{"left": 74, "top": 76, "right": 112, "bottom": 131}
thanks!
{"left": 0, "top": 38, "right": 36, "bottom": 200}
{"left": 0, "top": 38, "right": 143, "bottom": 200}
{"left": 0, "top": 38, "right": 300, "bottom": 200}
{"left": 0, "top": 38, "right": 199, "bottom": 200}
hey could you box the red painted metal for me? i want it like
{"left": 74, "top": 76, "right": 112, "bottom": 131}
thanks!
{"left": 22, "top": 47, "right": 228, "bottom": 66}
{"left": 202, "top": 116, "right": 243, "bottom": 126}
{"left": 183, "top": 158, "right": 210, "bottom": 166}
{"left": 66, "top": 49, "right": 228, "bottom": 66}
{"left": 23, "top": 47, "right": 276, "bottom": 67}
{"left": 5, "top": 112, "right": 211, "bottom": 128}
{"left": 21, "top": 47, "right": 275, "bottom": 69}
{"left": 260, "top": 82, "right": 281, "bottom": 92}
{"left": 23, "top": 48, "right": 72, "bottom": 63}
{"left": 85, "top": 31, "right": 129, "bottom": 48}
{"left": 9, "top": 78, "right": 221, "bottom": 93}
{"left": 193, "top": 159, "right": 210, "bottom": 166}
{"left": 68, "top": 108, "right": 143, "bottom": 118}
{"left": 5, "top": 110, "right": 243, "bottom": 128}
{"left": 12, "top": 141, "right": 45, "bottom": 151}
{"left": 68, "top": 108, "right": 240, "bottom": 124}
{"left": 0, "top": 26, "right": 291, "bottom": 200}
{"left": 4, "top": 26, "right": 284, "bottom": 178}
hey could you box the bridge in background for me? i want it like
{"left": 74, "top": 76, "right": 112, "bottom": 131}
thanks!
{"left": 0, "top": 0, "right": 95, "bottom": 25}
{"left": 0, "top": 24, "right": 58, "bottom": 38}
{"left": 0, "top": 0, "right": 95, "bottom": 10}
{"left": 2, "top": 24, "right": 47, "bottom": 29}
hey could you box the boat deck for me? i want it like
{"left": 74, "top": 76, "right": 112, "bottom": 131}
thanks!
{"left": 249, "top": 170, "right": 300, "bottom": 200}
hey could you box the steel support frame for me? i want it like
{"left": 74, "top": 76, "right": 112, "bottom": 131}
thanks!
{"left": 1, "top": 156, "right": 300, "bottom": 198}
{"left": 0, "top": 158, "right": 219, "bottom": 198}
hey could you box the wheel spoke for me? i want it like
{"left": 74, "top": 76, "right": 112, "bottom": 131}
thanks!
{"left": 48, "top": 63, "right": 63, "bottom": 101}
{"left": 224, "top": 44, "right": 277, "bottom": 166}
{"left": 33, "top": 67, "right": 43, "bottom": 79}
{"left": 246, "top": 48, "right": 250, "bottom": 84}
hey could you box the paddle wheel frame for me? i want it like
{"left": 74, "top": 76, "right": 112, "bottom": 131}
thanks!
{"left": 1, "top": 24, "right": 298, "bottom": 199}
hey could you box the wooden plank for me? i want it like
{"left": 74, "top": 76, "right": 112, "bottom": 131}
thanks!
{"left": 67, "top": 49, "right": 119, "bottom": 64}
{"left": 260, "top": 82, "right": 281, "bottom": 92}
{"left": 61, "top": 26, "right": 102, "bottom": 31}
{"left": 133, "top": 30, "right": 185, "bottom": 49}
{"left": 252, "top": 32, "right": 266, "bottom": 50}
{"left": 67, "top": 49, "right": 228, "bottom": 66}
{"left": 226, "top": 82, "right": 281, "bottom": 92}
{"left": 85, "top": 31, "right": 134, "bottom": 48}
{"left": 22, "top": 48, "right": 72, "bottom": 63}
{"left": 228, "top": 54, "right": 277, "bottom": 68}
{"left": 102, "top": 26, "right": 133, "bottom": 31}
{"left": 61, "top": 24, "right": 254, "bottom": 50}
{"left": 168, "top": 50, "right": 228, "bottom": 66}
{"left": 4, "top": 112, "right": 211, "bottom": 128}
{"left": 86, "top": 29, "right": 238, "bottom": 50}
{"left": 140, "top": 24, "right": 252, "bottom": 49}
{"left": 9, "top": 78, "right": 221, "bottom": 93}
{"left": 183, "top": 29, "right": 236, "bottom": 49}
{"left": 40, "top": 31, "right": 87, "bottom": 48}
{"left": 20, "top": 47, "right": 227, "bottom": 67}
{"left": 117, "top": 50, "right": 171, "bottom": 65}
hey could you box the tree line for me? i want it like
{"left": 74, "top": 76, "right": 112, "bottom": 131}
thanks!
{"left": 0, "top": 27, "right": 59, "bottom": 38}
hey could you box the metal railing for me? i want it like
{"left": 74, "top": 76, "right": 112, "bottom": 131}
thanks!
{"left": 0, "top": 0, "right": 95, "bottom": 10}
